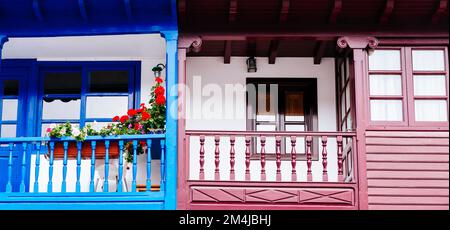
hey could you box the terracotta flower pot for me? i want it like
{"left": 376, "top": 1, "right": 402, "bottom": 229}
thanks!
{"left": 49, "top": 141, "right": 120, "bottom": 159}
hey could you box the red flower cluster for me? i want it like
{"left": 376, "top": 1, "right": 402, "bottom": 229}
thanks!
{"left": 154, "top": 84, "right": 166, "bottom": 106}
{"left": 155, "top": 77, "right": 163, "bottom": 84}
{"left": 120, "top": 115, "right": 129, "bottom": 123}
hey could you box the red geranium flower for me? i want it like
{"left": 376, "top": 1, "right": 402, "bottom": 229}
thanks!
{"left": 112, "top": 116, "right": 120, "bottom": 122}
{"left": 154, "top": 86, "right": 165, "bottom": 95}
{"left": 120, "top": 115, "right": 129, "bottom": 123}
{"left": 140, "top": 103, "right": 145, "bottom": 108}
{"left": 134, "top": 123, "right": 141, "bottom": 131}
{"left": 127, "top": 109, "right": 137, "bottom": 117}
{"left": 155, "top": 77, "right": 163, "bottom": 84}
{"left": 155, "top": 95, "right": 166, "bottom": 105}
{"left": 141, "top": 111, "right": 151, "bottom": 121}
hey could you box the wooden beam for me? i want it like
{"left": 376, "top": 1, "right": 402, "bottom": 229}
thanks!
{"left": 178, "top": 0, "right": 186, "bottom": 25}
{"left": 247, "top": 39, "right": 256, "bottom": 57}
{"left": 279, "top": 0, "right": 290, "bottom": 24}
{"left": 313, "top": 41, "right": 327, "bottom": 65}
{"left": 123, "top": 0, "right": 133, "bottom": 20}
{"left": 224, "top": 41, "right": 232, "bottom": 64}
{"left": 78, "top": 0, "right": 88, "bottom": 22}
{"left": 379, "top": 0, "right": 395, "bottom": 24}
{"left": 268, "top": 40, "right": 280, "bottom": 64}
{"left": 229, "top": 0, "right": 238, "bottom": 23}
{"left": 329, "top": 0, "right": 342, "bottom": 24}
{"left": 32, "top": 0, "right": 44, "bottom": 22}
{"left": 432, "top": 0, "right": 448, "bottom": 24}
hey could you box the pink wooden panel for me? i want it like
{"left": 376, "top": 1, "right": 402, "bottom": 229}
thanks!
{"left": 246, "top": 189, "right": 298, "bottom": 203}
{"left": 369, "top": 204, "right": 449, "bottom": 210}
{"left": 191, "top": 188, "right": 245, "bottom": 202}
{"left": 366, "top": 137, "right": 449, "bottom": 146}
{"left": 366, "top": 154, "right": 449, "bottom": 163}
{"left": 365, "top": 131, "right": 449, "bottom": 138}
{"left": 369, "top": 196, "right": 449, "bottom": 205}
{"left": 366, "top": 145, "right": 449, "bottom": 154}
{"left": 368, "top": 187, "right": 450, "bottom": 196}
{"left": 367, "top": 171, "right": 449, "bottom": 179}
{"left": 368, "top": 179, "right": 449, "bottom": 188}
{"left": 366, "top": 162, "right": 449, "bottom": 171}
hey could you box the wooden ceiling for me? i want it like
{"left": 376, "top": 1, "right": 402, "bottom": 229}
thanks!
{"left": 179, "top": 0, "right": 449, "bottom": 62}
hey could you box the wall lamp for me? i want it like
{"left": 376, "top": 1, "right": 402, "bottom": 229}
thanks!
{"left": 246, "top": 56, "right": 257, "bottom": 73}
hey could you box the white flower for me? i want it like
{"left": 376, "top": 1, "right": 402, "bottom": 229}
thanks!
{"left": 50, "top": 123, "right": 57, "bottom": 129}
{"left": 72, "top": 128, "right": 81, "bottom": 137}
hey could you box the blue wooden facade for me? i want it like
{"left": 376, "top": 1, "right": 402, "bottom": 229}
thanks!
{"left": 0, "top": 0, "right": 178, "bottom": 210}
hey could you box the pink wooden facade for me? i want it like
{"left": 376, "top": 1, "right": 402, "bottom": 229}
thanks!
{"left": 176, "top": 0, "right": 449, "bottom": 210}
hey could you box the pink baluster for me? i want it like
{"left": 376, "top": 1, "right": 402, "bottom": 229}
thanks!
{"left": 306, "top": 136, "right": 313, "bottom": 182}
{"left": 337, "top": 136, "right": 344, "bottom": 182}
{"left": 229, "top": 136, "right": 236, "bottom": 181}
{"left": 260, "top": 136, "right": 266, "bottom": 181}
{"left": 275, "top": 136, "right": 281, "bottom": 181}
{"left": 199, "top": 135, "right": 205, "bottom": 180}
{"left": 245, "top": 137, "right": 251, "bottom": 181}
{"left": 290, "top": 136, "right": 297, "bottom": 182}
{"left": 214, "top": 135, "right": 220, "bottom": 180}
{"left": 322, "top": 136, "right": 328, "bottom": 182}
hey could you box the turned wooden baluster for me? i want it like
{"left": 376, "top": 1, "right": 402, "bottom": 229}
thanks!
{"left": 76, "top": 142, "right": 82, "bottom": 193}
{"left": 48, "top": 142, "right": 55, "bottom": 193}
{"left": 34, "top": 142, "right": 41, "bottom": 193}
{"left": 132, "top": 140, "right": 138, "bottom": 192}
{"left": 275, "top": 136, "right": 282, "bottom": 181}
{"left": 337, "top": 136, "right": 344, "bottom": 182}
{"left": 61, "top": 141, "right": 68, "bottom": 192}
{"left": 214, "top": 136, "right": 220, "bottom": 180}
{"left": 104, "top": 140, "right": 110, "bottom": 192}
{"left": 229, "top": 136, "right": 236, "bottom": 181}
{"left": 89, "top": 141, "right": 96, "bottom": 192}
{"left": 306, "top": 136, "right": 313, "bottom": 182}
{"left": 117, "top": 140, "right": 124, "bottom": 192}
{"left": 6, "top": 143, "right": 13, "bottom": 193}
{"left": 322, "top": 136, "right": 328, "bottom": 182}
{"left": 245, "top": 136, "right": 251, "bottom": 181}
{"left": 199, "top": 135, "right": 205, "bottom": 180}
{"left": 290, "top": 136, "right": 297, "bottom": 182}
{"left": 260, "top": 136, "right": 266, "bottom": 181}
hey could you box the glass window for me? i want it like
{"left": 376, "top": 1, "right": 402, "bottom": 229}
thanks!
{"left": 42, "top": 98, "right": 81, "bottom": 120}
{"left": 415, "top": 100, "right": 448, "bottom": 122}
{"left": 370, "top": 100, "right": 403, "bottom": 121}
{"left": 369, "top": 75, "right": 402, "bottom": 96}
{"left": 284, "top": 92, "right": 304, "bottom": 122}
{"left": 413, "top": 75, "right": 447, "bottom": 96}
{"left": 89, "top": 71, "right": 129, "bottom": 93}
{"left": 412, "top": 50, "right": 445, "bottom": 71}
{"left": 44, "top": 72, "right": 82, "bottom": 94}
{"left": 369, "top": 50, "right": 401, "bottom": 71}
{"left": 2, "top": 99, "right": 18, "bottom": 121}
{"left": 1, "top": 124, "right": 17, "bottom": 138}
{"left": 256, "top": 87, "right": 277, "bottom": 122}
{"left": 86, "top": 96, "right": 128, "bottom": 118}
{"left": 3, "top": 80, "right": 19, "bottom": 96}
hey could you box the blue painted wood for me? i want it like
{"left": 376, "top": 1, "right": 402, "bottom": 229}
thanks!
{"left": 0, "top": 36, "right": 8, "bottom": 64}
{"left": 32, "top": 0, "right": 44, "bottom": 22}
{"left": 146, "top": 139, "right": 152, "bottom": 192}
{"left": 0, "top": 134, "right": 165, "bottom": 143}
{"left": 123, "top": 0, "right": 133, "bottom": 20}
{"left": 160, "top": 139, "right": 165, "bottom": 192}
{"left": 33, "top": 143, "right": 41, "bottom": 193}
{"left": 89, "top": 141, "right": 96, "bottom": 192}
{"left": 76, "top": 142, "right": 82, "bottom": 193}
{"left": 132, "top": 140, "right": 137, "bottom": 192}
{"left": 61, "top": 142, "right": 68, "bottom": 192}
{"left": 48, "top": 142, "right": 54, "bottom": 193}
{"left": 6, "top": 143, "right": 13, "bottom": 193}
{"left": 0, "top": 0, "right": 178, "bottom": 37}
{"left": 118, "top": 140, "right": 124, "bottom": 193}
{"left": 162, "top": 35, "right": 178, "bottom": 210}
{"left": 20, "top": 143, "right": 27, "bottom": 193}
{"left": 104, "top": 140, "right": 110, "bottom": 192}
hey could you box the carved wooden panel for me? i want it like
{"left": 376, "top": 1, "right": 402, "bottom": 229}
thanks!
{"left": 191, "top": 187, "right": 354, "bottom": 206}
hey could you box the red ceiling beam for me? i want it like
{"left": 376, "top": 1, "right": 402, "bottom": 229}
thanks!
{"left": 224, "top": 41, "right": 232, "bottom": 64}
{"left": 229, "top": 0, "right": 238, "bottom": 23}
{"left": 432, "top": 0, "right": 448, "bottom": 24}
{"left": 379, "top": 0, "right": 395, "bottom": 24}
{"left": 329, "top": 0, "right": 342, "bottom": 24}
{"left": 279, "top": 0, "right": 290, "bottom": 24}
{"left": 268, "top": 40, "right": 280, "bottom": 64}
{"left": 313, "top": 41, "right": 327, "bottom": 65}
{"left": 178, "top": 0, "right": 186, "bottom": 25}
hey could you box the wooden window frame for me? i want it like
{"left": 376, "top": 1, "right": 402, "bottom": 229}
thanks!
{"left": 246, "top": 78, "right": 319, "bottom": 161}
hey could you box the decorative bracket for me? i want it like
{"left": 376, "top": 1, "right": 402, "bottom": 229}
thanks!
{"left": 0, "top": 35, "right": 9, "bottom": 68}
{"left": 179, "top": 36, "right": 202, "bottom": 53}
{"left": 337, "top": 36, "right": 379, "bottom": 50}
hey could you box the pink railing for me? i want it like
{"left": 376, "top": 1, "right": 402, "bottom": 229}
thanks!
{"left": 185, "top": 131, "right": 357, "bottom": 183}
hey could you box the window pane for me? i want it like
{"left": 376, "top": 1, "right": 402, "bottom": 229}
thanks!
{"left": 256, "top": 87, "right": 277, "bottom": 122}
{"left": 414, "top": 75, "right": 447, "bottom": 96}
{"left": 345, "top": 58, "right": 350, "bottom": 80}
{"left": 369, "top": 50, "right": 401, "bottom": 71}
{"left": 370, "top": 100, "right": 403, "bottom": 121}
{"left": 284, "top": 91, "right": 304, "bottom": 122}
{"left": 89, "top": 71, "right": 129, "bottom": 93}
{"left": 44, "top": 72, "right": 81, "bottom": 94}
{"left": 1, "top": 124, "right": 17, "bottom": 138}
{"left": 415, "top": 100, "right": 448, "bottom": 122}
{"left": 369, "top": 75, "right": 402, "bottom": 96}
{"left": 412, "top": 50, "right": 445, "bottom": 71}
{"left": 86, "top": 96, "right": 128, "bottom": 118}
{"left": 346, "top": 115, "right": 352, "bottom": 131}
{"left": 340, "top": 93, "right": 346, "bottom": 120}
{"left": 42, "top": 98, "right": 81, "bottom": 119}
{"left": 340, "top": 62, "right": 346, "bottom": 89}
{"left": 3, "top": 80, "right": 19, "bottom": 96}
{"left": 2, "top": 99, "right": 18, "bottom": 121}
{"left": 345, "top": 85, "right": 351, "bottom": 111}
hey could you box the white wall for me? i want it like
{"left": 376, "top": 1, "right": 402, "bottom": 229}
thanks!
{"left": 186, "top": 57, "right": 339, "bottom": 182}
{"left": 3, "top": 34, "right": 166, "bottom": 192}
